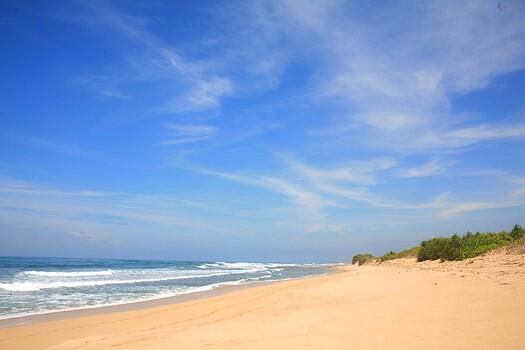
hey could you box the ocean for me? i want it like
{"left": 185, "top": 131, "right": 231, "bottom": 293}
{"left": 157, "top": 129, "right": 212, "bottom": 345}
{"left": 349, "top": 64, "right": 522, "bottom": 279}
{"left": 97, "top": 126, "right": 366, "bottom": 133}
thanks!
{"left": 0, "top": 256, "right": 336, "bottom": 319}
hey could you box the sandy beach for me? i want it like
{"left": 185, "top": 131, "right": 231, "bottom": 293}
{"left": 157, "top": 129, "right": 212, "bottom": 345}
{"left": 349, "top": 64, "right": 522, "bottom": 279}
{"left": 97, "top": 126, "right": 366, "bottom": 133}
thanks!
{"left": 1, "top": 248, "right": 523, "bottom": 350}
{"left": 3, "top": 1, "right": 525, "bottom": 348}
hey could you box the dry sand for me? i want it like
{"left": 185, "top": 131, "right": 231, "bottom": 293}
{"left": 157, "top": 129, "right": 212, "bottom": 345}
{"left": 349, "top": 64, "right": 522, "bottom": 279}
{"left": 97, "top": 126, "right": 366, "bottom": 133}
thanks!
{"left": 1, "top": 248, "right": 524, "bottom": 350}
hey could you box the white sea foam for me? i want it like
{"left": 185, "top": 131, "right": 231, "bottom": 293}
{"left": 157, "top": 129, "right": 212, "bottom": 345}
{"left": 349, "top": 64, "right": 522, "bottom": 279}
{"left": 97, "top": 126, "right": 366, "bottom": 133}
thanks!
{"left": 0, "top": 257, "right": 335, "bottom": 321}
{"left": 0, "top": 271, "right": 252, "bottom": 292}
{"left": 196, "top": 261, "right": 299, "bottom": 270}
{"left": 20, "top": 270, "right": 114, "bottom": 277}
{"left": 0, "top": 276, "right": 275, "bottom": 321}
{"left": 197, "top": 262, "right": 262, "bottom": 269}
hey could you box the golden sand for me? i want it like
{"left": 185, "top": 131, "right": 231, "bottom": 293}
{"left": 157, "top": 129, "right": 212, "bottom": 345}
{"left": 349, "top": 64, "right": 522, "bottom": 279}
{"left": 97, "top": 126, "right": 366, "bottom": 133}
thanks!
{"left": 1, "top": 248, "right": 523, "bottom": 349}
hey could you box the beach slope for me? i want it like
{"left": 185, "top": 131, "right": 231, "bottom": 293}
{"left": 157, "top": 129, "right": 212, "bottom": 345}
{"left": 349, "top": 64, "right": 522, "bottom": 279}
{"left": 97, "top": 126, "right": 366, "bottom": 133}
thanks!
{"left": 1, "top": 250, "right": 524, "bottom": 349}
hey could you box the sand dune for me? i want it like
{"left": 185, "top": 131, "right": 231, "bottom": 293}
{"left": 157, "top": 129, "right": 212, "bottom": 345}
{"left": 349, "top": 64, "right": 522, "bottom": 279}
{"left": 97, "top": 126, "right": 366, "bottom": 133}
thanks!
{"left": 1, "top": 248, "right": 523, "bottom": 349}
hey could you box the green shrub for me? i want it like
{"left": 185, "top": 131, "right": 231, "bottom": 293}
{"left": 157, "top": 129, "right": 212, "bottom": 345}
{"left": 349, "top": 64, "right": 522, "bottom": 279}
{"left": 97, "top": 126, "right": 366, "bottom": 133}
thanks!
{"left": 380, "top": 251, "right": 398, "bottom": 262}
{"left": 354, "top": 225, "right": 522, "bottom": 265}
{"left": 459, "top": 231, "right": 513, "bottom": 259}
{"left": 352, "top": 253, "right": 377, "bottom": 265}
{"left": 380, "top": 246, "right": 421, "bottom": 262}
{"left": 510, "top": 224, "right": 524, "bottom": 240}
{"left": 397, "top": 246, "right": 422, "bottom": 258}
{"left": 418, "top": 237, "right": 454, "bottom": 261}
{"left": 510, "top": 237, "right": 525, "bottom": 254}
{"left": 417, "top": 227, "right": 518, "bottom": 262}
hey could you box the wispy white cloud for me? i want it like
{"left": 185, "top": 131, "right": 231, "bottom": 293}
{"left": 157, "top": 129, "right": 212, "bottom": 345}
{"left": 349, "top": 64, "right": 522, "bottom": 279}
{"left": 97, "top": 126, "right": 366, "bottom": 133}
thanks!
{"left": 240, "top": 0, "right": 525, "bottom": 153}
{"left": 312, "top": 182, "right": 452, "bottom": 211}
{"left": 0, "top": 178, "right": 248, "bottom": 238}
{"left": 74, "top": 74, "right": 130, "bottom": 99}
{"left": 1, "top": 132, "right": 94, "bottom": 158}
{"left": 435, "top": 198, "right": 525, "bottom": 218}
{"left": 429, "top": 181, "right": 525, "bottom": 218}
{"left": 0, "top": 161, "right": 47, "bottom": 176}
{"left": 351, "top": 120, "right": 525, "bottom": 154}
{"left": 162, "top": 124, "right": 218, "bottom": 145}
{"left": 288, "top": 157, "right": 397, "bottom": 185}
{"left": 437, "top": 201, "right": 497, "bottom": 218}
{"left": 193, "top": 156, "right": 448, "bottom": 214}
{"left": 316, "top": 182, "right": 525, "bottom": 218}
{"left": 196, "top": 168, "right": 331, "bottom": 210}
{"left": 172, "top": 76, "right": 233, "bottom": 112}
{"left": 291, "top": 163, "right": 373, "bottom": 185}
{"left": 510, "top": 177, "right": 525, "bottom": 197}
{"left": 312, "top": 183, "right": 391, "bottom": 208}
{"left": 396, "top": 159, "right": 444, "bottom": 178}
{"left": 190, "top": 160, "right": 511, "bottom": 220}
{"left": 65, "top": 3, "right": 233, "bottom": 112}
{"left": 443, "top": 123, "right": 525, "bottom": 142}
{"left": 31, "top": 1, "right": 525, "bottom": 241}
{"left": 186, "top": 167, "right": 348, "bottom": 235}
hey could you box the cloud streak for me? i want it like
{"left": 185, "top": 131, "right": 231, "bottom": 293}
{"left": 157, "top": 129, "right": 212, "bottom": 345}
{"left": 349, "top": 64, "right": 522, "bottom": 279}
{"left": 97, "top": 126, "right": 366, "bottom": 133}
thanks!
{"left": 1, "top": 132, "right": 94, "bottom": 158}
{"left": 396, "top": 159, "right": 444, "bottom": 178}
{"left": 288, "top": 157, "right": 397, "bottom": 185}
{"left": 195, "top": 168, "right": 331, "bottom": 210}
{"left": 240, "top": 0, "right": 525, "bottom": 153}
{"left": 67, "top": 2, "right": 233, "bottom": 112}
{"left": 0, "top": 178, "right": 249, "bottom": 239}
{"left": 162, "top": 124, "right": 218, "bottom": 145}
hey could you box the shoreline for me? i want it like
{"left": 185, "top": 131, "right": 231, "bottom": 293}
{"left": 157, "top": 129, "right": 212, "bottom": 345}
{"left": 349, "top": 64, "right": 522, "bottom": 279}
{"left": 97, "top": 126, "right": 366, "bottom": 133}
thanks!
{"left": 0, "top": 281, "right": 266, "bottom": 328}
{"left": 0, "top": 254, "right": 523, "bottom": 349}
{"left": 0, "top": 272, "right": 334, "bottom": 329}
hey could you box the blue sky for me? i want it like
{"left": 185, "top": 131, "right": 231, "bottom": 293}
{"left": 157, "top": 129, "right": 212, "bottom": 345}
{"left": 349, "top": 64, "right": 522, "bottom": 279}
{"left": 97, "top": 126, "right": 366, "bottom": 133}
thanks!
{"left": 1, "top": 0, "right": 525, "bottom": 262}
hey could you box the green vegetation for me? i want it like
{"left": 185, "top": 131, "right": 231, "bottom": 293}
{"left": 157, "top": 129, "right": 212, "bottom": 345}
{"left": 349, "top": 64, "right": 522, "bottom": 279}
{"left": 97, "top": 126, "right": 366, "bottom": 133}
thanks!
{"left": 510, "top": 236, "right": 525, "bottom": 254}
{"left": 418, "top": 225, "right": 524, "bottom": 261}
{"left": 510, "top": 224, "right": 524, "bottom": 240}
{"left": 508, "top": 225, "right": 525, "bottom": 254}
{"left": 352, "top": 225, "right": 524, "bottom": 265}
{"left": 380, "top": 246, "right": 421, "bottom": 262}
{"left": 351, "top": 253, "right": 377, "bottom": 265}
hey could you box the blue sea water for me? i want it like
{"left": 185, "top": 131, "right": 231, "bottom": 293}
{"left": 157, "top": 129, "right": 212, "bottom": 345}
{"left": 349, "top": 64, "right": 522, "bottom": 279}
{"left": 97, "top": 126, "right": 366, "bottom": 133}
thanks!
{"left": 0, "top": 256, "right": 336, "bottom": 319}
